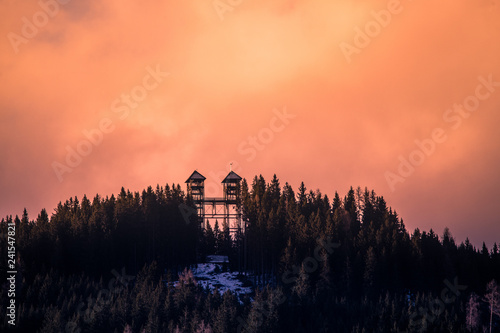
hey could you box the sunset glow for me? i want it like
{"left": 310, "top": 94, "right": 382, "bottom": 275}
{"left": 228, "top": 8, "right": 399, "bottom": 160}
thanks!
{"left": 1, "top": 0, "right": 499, "bottom": 247}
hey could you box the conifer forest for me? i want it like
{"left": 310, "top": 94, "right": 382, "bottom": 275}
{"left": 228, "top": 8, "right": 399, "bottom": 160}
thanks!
{"left": 1, "top": 175, "right": 499, "bottom": 332}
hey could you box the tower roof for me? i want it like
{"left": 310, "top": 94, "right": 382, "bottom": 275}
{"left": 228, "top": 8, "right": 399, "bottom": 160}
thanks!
{"left": 185, "top": 170, "right": 206, "bottom": 183}
{"left": 221, "top": 171, "right": 242, "bottom": 183}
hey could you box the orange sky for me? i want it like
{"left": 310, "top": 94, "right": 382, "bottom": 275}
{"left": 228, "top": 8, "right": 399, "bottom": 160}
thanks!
{"left": 1, "top": 0, "right": 499, "bottom": 248}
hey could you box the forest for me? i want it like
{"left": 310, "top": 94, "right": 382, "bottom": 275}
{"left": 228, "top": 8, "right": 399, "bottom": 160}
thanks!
{"left": 1, "top": 175, "right": 499, "bottom": 332}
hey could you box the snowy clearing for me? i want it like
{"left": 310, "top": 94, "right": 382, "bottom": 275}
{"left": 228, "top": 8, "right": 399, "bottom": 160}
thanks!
{"left": 173, "top": 262, "right": 253, "bottom": 302}
{"left": 192, "top": 263, "right": 253, "bottom": 296}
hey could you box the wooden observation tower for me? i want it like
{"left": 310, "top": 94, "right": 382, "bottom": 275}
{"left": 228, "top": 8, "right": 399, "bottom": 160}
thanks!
{"left": 185, "top": 169, "right": 243, "bottom": 234}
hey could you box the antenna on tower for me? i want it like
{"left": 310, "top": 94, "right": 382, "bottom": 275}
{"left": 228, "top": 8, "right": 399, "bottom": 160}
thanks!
{"left": 230, "top": 162, "right": 233, "bottom": 172}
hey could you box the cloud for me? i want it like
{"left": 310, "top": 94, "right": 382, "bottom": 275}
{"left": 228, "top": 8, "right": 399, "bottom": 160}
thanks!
{"left": 0, "top": 0, "right": 499, "bottom": 247}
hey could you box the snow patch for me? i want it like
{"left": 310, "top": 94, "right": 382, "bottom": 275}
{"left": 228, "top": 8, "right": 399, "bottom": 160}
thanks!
{"left": 174, "top": 263, "right": 253, "bottom": 302}
{"left": 193, "top": 263, "right": 253, "bottom": 296}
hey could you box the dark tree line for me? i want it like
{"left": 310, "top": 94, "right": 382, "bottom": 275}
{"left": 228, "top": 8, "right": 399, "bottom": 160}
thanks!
{"left": 1, "top": 175, "right": 499, "bottom": 332}
{"left": 0, "top": 184, "right": 198, "bottom": 283}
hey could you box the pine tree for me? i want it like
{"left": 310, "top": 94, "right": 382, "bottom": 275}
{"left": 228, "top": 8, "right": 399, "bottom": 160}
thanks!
{"left": 297, "top": 182, "right": 307, "bottom": 211}
{"left": 442, "top": 227, "right": 456, "bottom": 249}
{"left": 332, "top": 191, "right": 341, "bottom": 213}
{"left": 317, "top": 250, "right": 331, "bottom": 292}
{"left": 280, "top": 237, "right": 296, "bottom": 287}
{"left": 213, "top": 220, "right": 221, "bottom": 254}
{"left": 245, "top": 290, "right": 266, "bottom": 333}
{"left": 38, "top": 306, "right": 62, "bottom": 333}
{"left": 482, "top": 242, "right": 489, "bottom": 258}
{"left": 262, "top": 287, "right": 281, "bottom": 333}
{"left": 466, "top": 293, "right": 480, "bottom": 332}
{"left": 363, "top": 247, "right": 376, "bottom": 294}
{"left": 195, "top": 320, "right": 213, "bottom": 333}
{"left": 205, "top": 222, "right": 216, "bottom": 255}
{"left": 175, "top": 268, "right": 198, "bottom": 314}
{"left": 292, "top": 263, "right": 310, "bottom": 301}
{"left": 218, "top": 220, "right": 231, "bottom": 256}
{"left": 268, "top": 174, "right": 281, "bottom": 208}
{"left": 36, "top": 208, "right": 50, "bottom": 233}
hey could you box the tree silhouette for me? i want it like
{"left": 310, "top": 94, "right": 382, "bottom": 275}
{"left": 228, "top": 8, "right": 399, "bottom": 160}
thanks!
{"left": 466, "top": 292, "right": 480, "bottom": 332}
{"left": 484, "top": 280, "right": 500, "bottom": 333}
